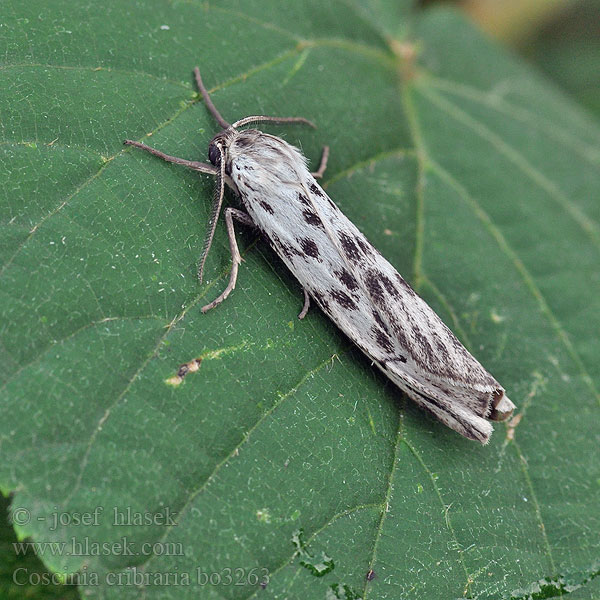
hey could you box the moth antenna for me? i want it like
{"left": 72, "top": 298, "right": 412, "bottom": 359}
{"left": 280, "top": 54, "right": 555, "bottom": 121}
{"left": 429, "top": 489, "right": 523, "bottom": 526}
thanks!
{"left": 194, "top": 67, "right": 231, "bottom": 130}
{"left": 232, "top": 115, "right": 316, "bottom": 129}
{"left": 197, "top": 144, "right": 226, "bottom": 283}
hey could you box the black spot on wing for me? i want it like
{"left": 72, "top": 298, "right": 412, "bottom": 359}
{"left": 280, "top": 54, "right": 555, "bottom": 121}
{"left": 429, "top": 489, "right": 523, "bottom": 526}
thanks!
{"left": 364, "top": 270, "right": 417, "bottom": 356}
{"left": 282, "top": 244, "right": 301, "bottom": 260}
{"left": 387, "top": 320, "right": 411, "bottom": 356}
{"left": 412, "top": 328, "right": 435, "bottom": 365}
{"left": 364, "top": 268, "right": 385, "bottom": 302}
{"left": 338, "top": 232, "right": 361, "bottom": 263}
{"left": 270, "top": 232, "right": 301, "bottom": 261}
{"left": 309, "top": 182, "right": 324, "bottom": 197}
{"left": 380, "top": 274, "right": 401, "bottom": 299}
{"left": 259, "top": 200, "right": 274, "bottom": 215}
{"left": 311, "top": 290, "right": 330, "bottom": 311}
{"left": 371, "top": 308, "right": 386, "bottom": 329}
{"left": 298, "top": 192, "right": 311, "bottom": 207}
{"left": 303, "top": 210, "right": 323, "bottom": 228}
{"left": 310, "top": 182, "right": 337, "bottom": 209}
{"left": 335, "top": 268, "right": 359, "bottom": 291}
{"left": 355, "top": 235, "right": 372, "bottom": 256}
{"left": 372, "top": 327, "right": 394, "bottom": 353}
{"left": 330, "top": 289, "right": 358, "bottom": 310}
{"left": 392, "top": 355, "right": 407, "bottom": 364}
{"left": 299, "top": 238, "right": 321, "bottom": 260}
{"left": 370, "top": 303, "right": 410, "bottom": 363}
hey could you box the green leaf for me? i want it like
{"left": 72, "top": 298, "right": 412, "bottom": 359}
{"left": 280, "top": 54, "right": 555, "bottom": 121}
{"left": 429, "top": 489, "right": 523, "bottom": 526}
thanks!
{"left": 1, "top": 2, "right": 599, "bottom": 599}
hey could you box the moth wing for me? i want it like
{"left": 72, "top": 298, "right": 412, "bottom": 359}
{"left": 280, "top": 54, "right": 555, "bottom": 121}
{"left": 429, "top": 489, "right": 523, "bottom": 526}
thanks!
{"left": 298, "top": 176, "right": 514, "bottom": 443}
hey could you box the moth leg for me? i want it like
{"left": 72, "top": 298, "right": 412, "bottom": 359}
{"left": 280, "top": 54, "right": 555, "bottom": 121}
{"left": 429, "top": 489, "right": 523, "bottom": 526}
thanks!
{"left": 311, "top": 146, "right": 330, "bottom": 179}
{"left": 123, "top": 140, "right": 217, "bottom": 175}
{"left": 201, "top": 208, "right": 254, "bottom": 314}
{"left": 298, "top": 289, "right": 311, "bottom": 320}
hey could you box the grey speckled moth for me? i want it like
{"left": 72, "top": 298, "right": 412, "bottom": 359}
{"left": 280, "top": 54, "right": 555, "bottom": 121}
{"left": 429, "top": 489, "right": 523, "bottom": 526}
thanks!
{"left": 124, "top": 67, "right": 516, "bottom": 444}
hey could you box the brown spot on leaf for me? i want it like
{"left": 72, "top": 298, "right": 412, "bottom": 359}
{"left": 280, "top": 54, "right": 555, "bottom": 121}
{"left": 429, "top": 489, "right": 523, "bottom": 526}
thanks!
{"left": 166, "top": 357, "right": 203, "bottom": 386}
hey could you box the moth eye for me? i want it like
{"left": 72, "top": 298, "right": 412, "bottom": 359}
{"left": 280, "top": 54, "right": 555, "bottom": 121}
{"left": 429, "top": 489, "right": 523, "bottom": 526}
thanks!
{"left": 208, "top": 142, "right": 220, "bottom": 166}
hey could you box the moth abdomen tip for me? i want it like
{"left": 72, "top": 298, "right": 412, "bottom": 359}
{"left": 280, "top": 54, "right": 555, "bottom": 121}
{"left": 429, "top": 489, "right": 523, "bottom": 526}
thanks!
{"left": 490, "top": 391, "right": 516, "bottom": 422}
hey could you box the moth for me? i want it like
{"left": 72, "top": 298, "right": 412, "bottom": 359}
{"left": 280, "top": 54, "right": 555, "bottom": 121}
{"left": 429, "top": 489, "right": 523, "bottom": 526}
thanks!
{"left": 124, "top": 67, "right": 515, "bottom": 443}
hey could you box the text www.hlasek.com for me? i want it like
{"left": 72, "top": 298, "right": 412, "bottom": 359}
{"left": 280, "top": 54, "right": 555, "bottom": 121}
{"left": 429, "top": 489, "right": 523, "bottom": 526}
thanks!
{"left": 13, "top": 537, "right": 183, "bottom": 557}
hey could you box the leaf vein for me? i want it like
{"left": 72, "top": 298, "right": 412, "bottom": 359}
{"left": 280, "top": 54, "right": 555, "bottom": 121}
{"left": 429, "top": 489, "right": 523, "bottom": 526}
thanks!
{"left": 418, "top": 85, "right": 600, "bottom": 250}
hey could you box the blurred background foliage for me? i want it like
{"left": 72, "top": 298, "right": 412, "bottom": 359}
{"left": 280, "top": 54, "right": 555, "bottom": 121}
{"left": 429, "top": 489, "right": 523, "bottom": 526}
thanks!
{"left": 426, "top": 0, "right": 600, "bottom": 116}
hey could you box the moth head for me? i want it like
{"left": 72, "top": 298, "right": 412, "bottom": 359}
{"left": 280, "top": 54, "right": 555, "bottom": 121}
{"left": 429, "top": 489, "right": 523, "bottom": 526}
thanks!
{"left": 207, "top": 130, "right": 235, "bottom": 166}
